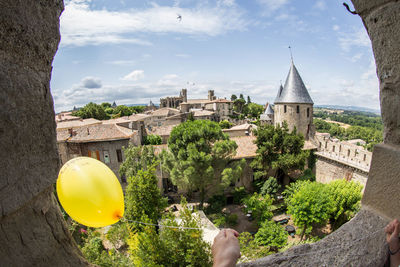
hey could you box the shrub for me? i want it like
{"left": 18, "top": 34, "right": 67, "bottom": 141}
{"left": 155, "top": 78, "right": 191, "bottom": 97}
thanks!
{"left": 226, "top": 214, "right": 238, "bottom": 226}
{"left": 205, "top": 194, "right": 226, "bottom": 215}
{"left": 260, "top": 177, "right": 280, "bottom": 197}
{"left": 239, "top": 232, "right": 272, "bottom": 261}
{"left": 254, "top": 220, "right": 287, "bottom": 250}
{"left": 243, "top": 193, "right": 273, "bottom": 224}
{"left": 233, "top": 186, "right": 247, "bottom": 204}
{"left": 327, "top": 179, "right": 362, "bottom": 229}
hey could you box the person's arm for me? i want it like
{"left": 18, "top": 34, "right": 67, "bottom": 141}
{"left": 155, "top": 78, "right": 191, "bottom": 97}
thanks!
{"left": 385, "top": 219, "right": 400, "bottom": 267}
{"left": 212, "top": 229, "right": 241, "bottom": 267}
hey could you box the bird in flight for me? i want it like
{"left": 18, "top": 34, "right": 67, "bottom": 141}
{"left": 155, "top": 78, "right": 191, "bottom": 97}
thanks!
{"left": 177, "top": 14, "right": 182, "bottom": 21}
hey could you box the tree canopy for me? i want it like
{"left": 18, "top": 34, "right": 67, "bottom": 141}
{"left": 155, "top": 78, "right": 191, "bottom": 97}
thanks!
{"left": 285, "top": 181, "right": 335, "bottom": 240}
{"left": 128, "top": 199, "right": 212, "bottom": 267}
{"left": 251, "top": 122, "right": 309, "bottom": 181}
{"left": 162, "top": 120, "right": 244, "bottom": 207}
{"left": 72, "top": 102, "right": 109, "bottom": 120}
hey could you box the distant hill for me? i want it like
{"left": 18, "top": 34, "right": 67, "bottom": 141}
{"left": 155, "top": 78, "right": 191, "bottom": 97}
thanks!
{"left": 315, "top": 105, "right": 380, "bottom": 115}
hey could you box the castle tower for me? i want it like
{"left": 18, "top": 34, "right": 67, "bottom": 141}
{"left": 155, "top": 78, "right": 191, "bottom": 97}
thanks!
{"left": 260, "top": 102, "right": 274, "bottom": 125}
{"left": 274, "top": 61, "right": 314, "bottom": 139}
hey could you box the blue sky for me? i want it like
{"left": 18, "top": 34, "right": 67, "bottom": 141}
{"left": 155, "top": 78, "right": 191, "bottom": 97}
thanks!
{"left": 51, "top": 0, "right": 379, "bottom": 112}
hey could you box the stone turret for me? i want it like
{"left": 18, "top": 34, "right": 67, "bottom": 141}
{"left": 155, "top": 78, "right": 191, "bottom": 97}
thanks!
{"left": 260, "top": 102, "right": 274, "bottom": 125}
{"left": 274, "top": 61, "right": 314, "bottom": 139}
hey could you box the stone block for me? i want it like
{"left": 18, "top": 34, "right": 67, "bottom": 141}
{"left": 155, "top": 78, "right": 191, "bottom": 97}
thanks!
{"left": 362, "top": 144, "right": 400, "bottom": 219}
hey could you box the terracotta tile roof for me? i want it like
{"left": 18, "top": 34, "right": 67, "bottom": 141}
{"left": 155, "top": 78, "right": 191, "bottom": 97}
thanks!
{"left": 223, "top": 123, "right": 256, "bottom": 132}
{"left": 55, "top": 112, "right": 80, "bottom": 122}
{"left": 231, "top": 136, "right": 258, "bottom": 159}
{"left": 56, "top": 118, "right": 101, "bottom": 130}
{"left": 57, "top": 124, "right": 136, "bottom": 143}
{"left": 146, "top": 125, "right": 176, "bottom": 136}
{"left": 101, "top": 116, "right": 130, "bottom": 124}
{"left": 185, "top": 99, "right": 210, "bottom": 104}
{"left": 151, "top": 108, "right": 180, "bottom": 117}
{"left": 303, "top": 141, "right": 318, "bottom": 150}
{"left": 193, "top": 110, "right": 215, "bottom": 116}
{"left": 128, "top": 113, "right": 150, "bottom": 121}
{"left": 209, "top": 99, "right": 232, "bottom": 103}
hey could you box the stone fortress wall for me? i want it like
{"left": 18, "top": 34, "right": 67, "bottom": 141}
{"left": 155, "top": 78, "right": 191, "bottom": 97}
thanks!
{"left": 313, "top": 133, "right": 372, "bottom": 188}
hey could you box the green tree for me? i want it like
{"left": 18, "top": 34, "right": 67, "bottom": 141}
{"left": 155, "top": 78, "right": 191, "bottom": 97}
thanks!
{"left": 130, "top": 105, "right": 145, "bottom": 114}
{"left": 101, "top": 102, "right": 112, "bottom": 109}
{"left": 243, "top": 192, "right": 273, "bottom": 224}
{"left": 286, "top": 181, "right": 334, "bottom": 240}
{"left": 239, "top": 232, "right": 271, "bottom": 260}
{"left": 260, "top": 177, "right": 280, "bottom": 197}
{"left": 144, "top": 134, "right": 162, "bottom": 145}
{"left": 254, "top": 220, "right": 287, "bottom": 250}
{"left": 124, "top": 167, "right": 167, "bottom": 230}
{"left": 72, "top": 102, "right": 109, "bottom": 120}
{"left": 119, "top": 145, "right": 158, "bottom": 178}
{"left": 162, "top": 120, "right": 245, "bottom": 208}
{"left": 80, "top": 229, "right": 132, "bottom": 267}
{"left": 251, "top": 123, "right": 309, "bottom": 181}
{"left": 219, "top": 120, "right": 233, "bottom": 129}
{"left": 231, "top": 94, "right": 237, "bottom": 101}
{"left": 246, "top": 103, "right": 264, "bottom": 119}
{"left": 247, "top": 95, "right": 251, "bottom": 104}
{"left": 112, "top": 105, "right": 133, "bottom": 117}
{"left": 233, "top": 98, "right": 246, "bottom": 114}
{"left": 327, "top": 179, "right": 362, "bottom": 229}
{"left": 128, "top": 199, "right": 212, "bottom": 267}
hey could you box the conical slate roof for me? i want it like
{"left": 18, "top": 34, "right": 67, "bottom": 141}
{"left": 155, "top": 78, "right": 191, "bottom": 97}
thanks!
{"left": 264, "top": 103, "right": 274, "bottom": 115}
{"left": 274, "top": 62, "right": 313, "bottom": 104}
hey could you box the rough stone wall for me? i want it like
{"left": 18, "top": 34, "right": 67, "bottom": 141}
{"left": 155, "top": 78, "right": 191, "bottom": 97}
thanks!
{"left": 351, "top": 0, "right": 400, "bottom": 146}
{"left": 274, "top": 103, "right": 313, "bottom": 139}
{"left": 315, "top": 156, "right": 368, "bottom": 189}
{"left": 81, "top": 139, "right": 130, "bottom": 181}
{"left": 314, "top": 134, "right": 372, "bottom": 170}
{"left": 0, "top": 0, "right": 88, "bottom": 265}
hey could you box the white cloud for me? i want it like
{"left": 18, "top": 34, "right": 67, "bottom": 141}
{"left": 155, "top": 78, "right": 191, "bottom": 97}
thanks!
{"left": 121, "top": 70, "right": 145, "bottom": 81}
{"left": 61, "top": 0, "right": 248, "bottom": 46}
{"left": 338, "top": 28, "right": 370, "bottom": 52}
{"left": 175, "top": 54, "right": 191, "bottom": 58}
{"left": 314, "top": 0, "right": 326, "bottom": 10}
{"left": 107, "top": 60, "right": 136, "bottom": 66}
{"left": 81, "top": 76, "right": 102, "bottom": 88}
{"left": 332, "top": 25, "right": 340, "bottom": 31}
{"left": 257, "top": 0, "right": 289, "bottom": 12}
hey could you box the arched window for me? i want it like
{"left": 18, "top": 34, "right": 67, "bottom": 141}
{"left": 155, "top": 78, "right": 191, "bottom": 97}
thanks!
{"left": 296, "top": 105, "right": 300, "bottom": 113}
{"left": 284, "top": 105, "right": 287, "bottom": 113}
{"left": 307, "top": 107, "right": 310, "bottom": 117}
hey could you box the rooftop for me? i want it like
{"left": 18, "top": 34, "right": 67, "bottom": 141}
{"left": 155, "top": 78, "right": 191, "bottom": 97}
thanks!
{"left": 151, "top": 108, "right": 180, "bottom": 117}
{"left": 56, "top": 118, "right": 101, "bottom": 130}
{"left": 274, "top": 61, "right": 314, "bottom": 104}
{"left": 57, "top": 123, "right": 136, "bottom": 143}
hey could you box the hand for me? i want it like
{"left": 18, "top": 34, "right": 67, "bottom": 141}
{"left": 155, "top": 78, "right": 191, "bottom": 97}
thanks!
{"left": 212, "top": 228, "right": 241, "bottom": 267}
{"left": 385, "top": 219, "right": 400, "bottom": 253}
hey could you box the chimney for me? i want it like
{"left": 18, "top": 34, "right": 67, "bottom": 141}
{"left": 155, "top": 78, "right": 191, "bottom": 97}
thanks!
{"left": 208, "top": 90, "right": 214, "bottom": 101}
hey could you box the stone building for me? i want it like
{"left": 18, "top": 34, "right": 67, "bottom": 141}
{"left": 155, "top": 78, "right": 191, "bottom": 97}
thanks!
{"left": 57, "top": 123, "right": 142, "bottom": 182}
{"left": 259, "top": 102, "right": 274, "bottom": 125}
{"left": 274, "top": 62, "right": 315, "bottom": 140}
{"left": 160, "top": 88, "right": 187, "bottom": 108}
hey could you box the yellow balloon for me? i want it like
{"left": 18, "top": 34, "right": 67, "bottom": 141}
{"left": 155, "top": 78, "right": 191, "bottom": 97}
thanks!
{"left": 56, "top": 157, "right": 124, "bottom": 227}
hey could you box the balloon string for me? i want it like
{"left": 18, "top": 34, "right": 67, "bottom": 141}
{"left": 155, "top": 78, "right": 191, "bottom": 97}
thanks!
{"left": 121, "top": 217, "right": 387, "bottom": 260}
{"left": 121, "top": 218, "right": 204, "bottom": 230}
